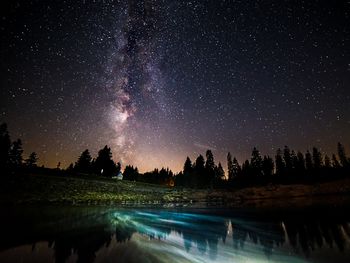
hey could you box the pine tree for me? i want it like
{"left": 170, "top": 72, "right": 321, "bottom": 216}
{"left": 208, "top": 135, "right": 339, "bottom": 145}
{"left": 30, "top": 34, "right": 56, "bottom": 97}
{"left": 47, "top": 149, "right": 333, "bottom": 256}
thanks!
{"left": 241, "top": 160, "right": 251, "bottom": 177}
{"left": 9, "top": 139, "right": 23, "bottom": 167}
{"left": 214, "top": 162, "right": 225, "bottom": 184}
{"left": 305, "top": 150, "right": 313, "bottom": 171}
{"left": 251, "top": 147, "right": 263, "bottom": 176}
{"left": 95, "top": 145, "right": 117, "bottom": 177}
{"left": 312, "top": 147, "right": 323, "bottom": 170}
{"left": 75, "top": 149, "right": 92, "bottom": 173}
{"left": 194, "top": 154, "right": 205, "bottom": 188}
{"left": 232, "top": 157, "right": 241, "bottom": 178}
{"left": 295, "top": 151, "right": 305, "bottom": 174}
{"left": 0, "top": 123, "right": 11, "bottom": 169}
{"left": 275, "top": 148, "right": 285, "bottom": 176}
{"left": 205, "top": 150, "right": 215, "bottom": 187}
{"left": 67, "top": 163, "right": 74, "bottom": 172}
{"left": 262, "top": 155, "right": 274, "bottom": 177}
{"left": 183, "top": 157, "right": 193, "bottom": 187}
{"left": 123, "top": 165, "right": 139, "bottom": 181}
{"left": 331, "top": 154, "right": 340, "bottom": 168}
{"left": 337, "top": 142, "right": 348, "bottom": 167}
{"left": 25, "top": 152, "right": 38, "bottom": 167}
{"left": 324, "top": 155, "right": 331, "bottom": 168}
{"left": 283, "top": 146, "right": 293, "bottom": 174}
{"left": 227, "top": 152, "right": 234, "bottom": 181}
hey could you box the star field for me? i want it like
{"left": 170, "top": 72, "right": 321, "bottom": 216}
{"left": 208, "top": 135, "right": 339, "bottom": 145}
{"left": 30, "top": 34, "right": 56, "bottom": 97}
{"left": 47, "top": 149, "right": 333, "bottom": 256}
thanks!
{"left": 1, "top": 0, "right": 349, "bottom": 172}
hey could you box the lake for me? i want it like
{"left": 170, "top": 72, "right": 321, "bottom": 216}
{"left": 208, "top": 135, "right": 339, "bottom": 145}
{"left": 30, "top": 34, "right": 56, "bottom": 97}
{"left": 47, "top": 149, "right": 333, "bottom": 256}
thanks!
{"left": 0, "top": 206, "right": 349, "bottom": 262}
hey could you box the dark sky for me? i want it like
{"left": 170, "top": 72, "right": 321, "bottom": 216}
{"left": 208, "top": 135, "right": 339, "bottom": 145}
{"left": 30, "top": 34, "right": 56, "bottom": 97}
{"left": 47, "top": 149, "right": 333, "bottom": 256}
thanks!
{"left": 1, "top": 0, "right": 349, "bottom": 172}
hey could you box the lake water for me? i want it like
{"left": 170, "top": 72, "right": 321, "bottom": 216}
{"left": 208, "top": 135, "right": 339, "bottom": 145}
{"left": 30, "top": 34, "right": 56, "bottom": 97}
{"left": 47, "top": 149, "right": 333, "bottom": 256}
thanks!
{"left": 0, "top": 206, "right": 349, "bottom": 262}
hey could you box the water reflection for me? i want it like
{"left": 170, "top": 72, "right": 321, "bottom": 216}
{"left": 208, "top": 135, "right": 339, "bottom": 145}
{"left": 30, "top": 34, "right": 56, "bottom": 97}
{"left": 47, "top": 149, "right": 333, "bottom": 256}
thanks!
{"left": 0, "top": 207, "right": 349, "bottom": 262}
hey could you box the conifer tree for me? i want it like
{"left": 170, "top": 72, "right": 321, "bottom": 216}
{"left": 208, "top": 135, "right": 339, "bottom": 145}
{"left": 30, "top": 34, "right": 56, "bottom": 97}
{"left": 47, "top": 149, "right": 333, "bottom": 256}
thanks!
{"left": 0, "top": 123, "right": 11, "bottom": 169}
{"left": 205, "top": 150, "right": 215, "bottom": 187}
{"left": 9, "top": 139, "right": 23, "bottom": 167}
{"left": 75, "top": 149, "right": 92, "bottom": 173}
{"left": 227, "top": 152, "right": 234, "bottom": 181}
{"left": 95, "top": 145, "right": 117, "bottom": 177}
{"left": 250, "top": 147, "right": 263, "bottom": 176}
{"left": 183, "top": 157, "right": 193, "bottom": 187}
{"left": 312, "top": 147, "right": 323, "bottom": 170}
{"left": 275, "top": 148, "right": 285, "bottom": 176}
{"left": 337, "top": 142, "right": 348, "bottom": 167}
{"left": 305, "top": 150, "right": 313, "bottom": 171}
{"left": 25, "top": 152, "right": 38, "bottom": 167}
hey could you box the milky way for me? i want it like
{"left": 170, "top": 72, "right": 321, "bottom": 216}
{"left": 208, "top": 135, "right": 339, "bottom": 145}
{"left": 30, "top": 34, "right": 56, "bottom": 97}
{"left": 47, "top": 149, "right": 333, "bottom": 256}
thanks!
{"left": 103, "top": 1, "right": 170, "bottom": 166}
{"left": 1, "top": 0, "right": 349, "bottom": 172}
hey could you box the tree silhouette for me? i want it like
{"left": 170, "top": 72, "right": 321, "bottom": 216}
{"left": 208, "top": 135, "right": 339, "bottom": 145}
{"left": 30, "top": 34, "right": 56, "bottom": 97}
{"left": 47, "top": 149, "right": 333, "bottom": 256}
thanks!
{"left": 241, "top": 160, "right": 251, "bottom": 177}
{"left": 295, "top": 151, "right": 305, "bottom": 175}
{"left": 25, "top": 152, "right": 38, "bottom": 167}
{"left": 262, "top": 156, "right": 274, "bottom": 178}
{"left": 283, "top": 146, "right": 293, "bottom": 175}
{"left": 332, "top": 154, "right": 340, "bottom": 168}
{"left": 324, "top": 155, "right": 331, "bottom": 168}
{"left": 0, "top": 123, "right": 11, "bottom": 170}
{"left": 275, "top": 148, "right": 285, "bottom": 176}
{"left": 205, "top": 150, "right": 215, "bottom": 188}
{"left": 123, "top": 165, "right": 139, "bottom": 181}
{"left": 305, "top": 150, "right": 313, "bottom": 172}
{"left": 232, "top": 157, "right": 241, "bottom": 179}
{"left": 337, "top": 142, "right": 348, "bottom": 168}
{"left": 94, "top": 145, "right": 117, "bottom": 177}
{"left": 227, "top": 152, "right": 234, "bottom": 181}
{"left": 312, "top": 147, "right": 323, "bottom": 170}
{"left": 75, "top": 149, "right": 92, "bottom": 174}
{"left": 214, "top": 162, "right": 225, "bottom": 185}
{"left": 250, "top": 147, "right": 263, "bottom": 177}
{"left": 9, "top": 139, "right": 23, "bottom": 168}
{"left": 183, "top": 157, "right": 193, "bottom": 187}
{"left": 194, "top": 154, "right": 205, "bottom": 188}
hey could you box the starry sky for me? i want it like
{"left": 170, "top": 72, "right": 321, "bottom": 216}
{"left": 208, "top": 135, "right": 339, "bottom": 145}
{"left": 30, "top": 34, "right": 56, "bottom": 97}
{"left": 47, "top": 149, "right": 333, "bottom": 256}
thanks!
{"left": 1, "top": 0, "right": 349, "bottom": 172}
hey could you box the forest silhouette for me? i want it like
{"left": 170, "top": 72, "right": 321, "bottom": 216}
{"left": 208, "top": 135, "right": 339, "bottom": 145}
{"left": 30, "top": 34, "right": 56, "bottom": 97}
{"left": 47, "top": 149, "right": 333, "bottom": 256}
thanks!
{"left": 1, "top": 122, "right": 349, "bottom": 189}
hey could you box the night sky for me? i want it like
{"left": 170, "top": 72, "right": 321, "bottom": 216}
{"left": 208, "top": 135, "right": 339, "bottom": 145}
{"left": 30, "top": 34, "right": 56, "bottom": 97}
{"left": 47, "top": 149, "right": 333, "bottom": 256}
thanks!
{"left": 1, "top": 0, "right": 349, "bottom": 172}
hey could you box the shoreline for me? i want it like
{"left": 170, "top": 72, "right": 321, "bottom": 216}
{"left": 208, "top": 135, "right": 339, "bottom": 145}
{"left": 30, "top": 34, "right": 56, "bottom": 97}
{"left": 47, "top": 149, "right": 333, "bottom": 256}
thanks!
{"left": 1, "top": 173, "right": 350, "bottom": 210}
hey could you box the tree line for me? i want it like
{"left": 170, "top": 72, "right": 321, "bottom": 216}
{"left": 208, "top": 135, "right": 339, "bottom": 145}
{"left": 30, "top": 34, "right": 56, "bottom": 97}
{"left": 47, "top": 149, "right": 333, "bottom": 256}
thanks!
{"left": 1, "top": 122, "right": 349, "bottom": 188}
{"left": 0, "top": 123, "right": 38, "bottom": 171}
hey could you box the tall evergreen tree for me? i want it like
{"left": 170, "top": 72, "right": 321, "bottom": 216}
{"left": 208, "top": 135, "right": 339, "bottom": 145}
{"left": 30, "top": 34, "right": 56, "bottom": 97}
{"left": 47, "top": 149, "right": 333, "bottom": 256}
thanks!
{"left": 337, "top": 142, "right": 348, "bottom": 167}
{"left": 232, "top": 157, "right": 241, "bottom": 178}
{"left": 275, "top": 148, "right": 285, "bottom": 176}
{"left": 241, "top": 160, "right": 251, "bottom": 177}
{"left": 0, "top": 123, "right": 11, "bottom": 169}
{"left": 9, "top": 139, "right": 23, "bottom": 167}
{"left": 283, "top": 146, "right": 293, "bottom": 174}
{"left": 214, "top": 162, "right": 225, "bottom": 185}
{"left": 94, "top": 145, "right": 117, "bottom": 177}
{"left": 194, "top": 154, "right": 205, "bottom": 188}
{"left": 25, "top": 152, "right": 38, "bottom": 167}
{"left": 227, "top": 152, "right": 234, "bottom": 181}
{"left": 312, "top": 147, "right": 323, "bottom": 170}
{"left": 123, "top": 165, "right": 139, "bottom": 181}
{"left": 332, "top": 154, "right": 340, "bottom": 168}
{"left": 183, "top": 157, "right": 193, "bottom": 187}
{"left": 295, "top": 151, "right": 305, "bottom": 174}
{"left": 305, "top": 150, "right": 313, "bottom": 171}
{"left": 250, "top": 147, "right": 263, "bottom": 176}
{"left": 262, "top": 155, "right": 274, "bottom": 177}
{"left": 324, "top": 155, "right": 331, "bottom": 168}
{"left": 205, "top": 150, "right": 215, "bottom": 187}
{"left": 75, "top": 149, "right": 92, "bottom": 173}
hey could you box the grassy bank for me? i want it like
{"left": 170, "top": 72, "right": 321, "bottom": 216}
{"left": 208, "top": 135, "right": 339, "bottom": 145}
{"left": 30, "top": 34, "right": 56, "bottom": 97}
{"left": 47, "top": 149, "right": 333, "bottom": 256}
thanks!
{"left": 1, "top": 173, "right": 350, "bottom": 209}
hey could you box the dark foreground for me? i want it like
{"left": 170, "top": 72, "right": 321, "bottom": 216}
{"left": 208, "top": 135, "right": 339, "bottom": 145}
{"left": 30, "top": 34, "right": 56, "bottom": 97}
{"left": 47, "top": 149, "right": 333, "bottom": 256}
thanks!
{"left": 1, "top": 173, "right": 350, "bottom": 210}
{"left": 0, "top": 206, "right": 350, "bottom": 262}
